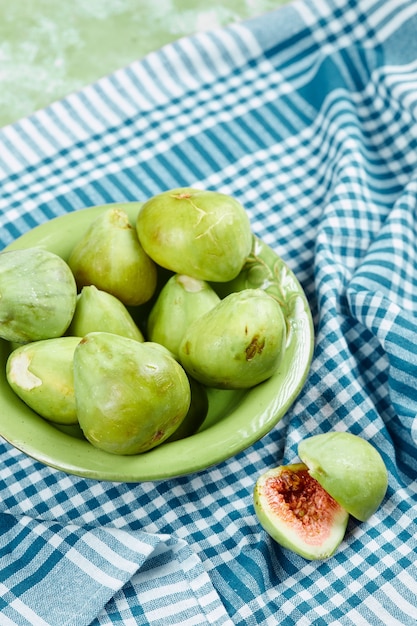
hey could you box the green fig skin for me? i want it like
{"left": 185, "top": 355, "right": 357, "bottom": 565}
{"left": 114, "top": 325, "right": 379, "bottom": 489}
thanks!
{"left": 0, "top": 248, "right": 77, "bottom": 343}
{"left": 147, "top": 274, "right": 220, "bottom": 358}
{"left": 298, "top": 432, "right": 388, "bottom": 522}
{"left": 165, "top": 377, "right": 209, "bottom": 442}
{"left": 73, "top": 332, "right": 191, "bottom": 455}
{"left": 253, "top": 463, "right": 349, "bottom": 560}
{"left": 6, "top": 337, "right": 81, "bottom": 424}
{"left": 178, "top": 288, "right": 287, "bottom": 389}
{"left": 136, "top": 188, "right": 253, "bottom": 282}
{"left": 68, "top": 208, "right": 158, "bottom": 306}
{"left": 141, "top": 344, "right": 209, "bottom": 441}
{"left": 211, "top": 235, "right": 279, "bottom": 298}
{"left": 143, "top": 341, "right": 176, "bottom": 359}
{"left": 67, "top": 285, "right": 144, "bottom": 342}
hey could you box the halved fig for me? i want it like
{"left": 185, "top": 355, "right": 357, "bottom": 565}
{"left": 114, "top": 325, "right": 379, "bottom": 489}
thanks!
{"left": 298, "top": 432, "right": 388, "bottom": 522}
{"left": 254, "top": 463, "right": 349, "bottom": 560}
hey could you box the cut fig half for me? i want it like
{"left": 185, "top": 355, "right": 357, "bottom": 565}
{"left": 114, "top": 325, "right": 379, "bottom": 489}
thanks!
{"left": 254, "top": 432, "right": 388, "bottom": 560}
{"left": 254, "top": 463, "right": 349, "bottom": 560}
{"left": 298, "top": 432, "right": 388, "bottom": 522}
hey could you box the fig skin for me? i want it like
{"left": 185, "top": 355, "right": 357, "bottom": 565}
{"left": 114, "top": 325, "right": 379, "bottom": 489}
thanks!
{"left": 298, "top": 432, "right": 388, "bottom": 522}
{"left": 67, "top": 285, "right": 144, "bottom": 342}
{"left": 137, "top": 345, "right": 209, "bottom": 442}
{"left": 165, "top": 377, "right": 209, "bottom": 442}
{"left": 73, "top": 332, "right": 191, "bottom": 455}
{"left": 254, "top": 463, "right": 349, "bottom": 560}
{"left": 136, "top": 188, "right": 253, "bottom": 282}
{"left": 68, "top": 207, "right": 158, "bottom": 306}
{"left": 0, "top": 247, "right": 77, "bottom": 343}
{"left": 147, "top": 274, "right": 220, "bottom": 358}
{"left": 178, "top": 288, "right": 287, "bottom": 389}
{"left": 6, "top": 337, "right": 81, "bottom": 424}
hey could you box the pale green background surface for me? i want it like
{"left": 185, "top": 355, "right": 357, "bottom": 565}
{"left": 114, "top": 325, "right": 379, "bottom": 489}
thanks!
{"left": 0, "top": 0, "right": 288, "bottom": 128}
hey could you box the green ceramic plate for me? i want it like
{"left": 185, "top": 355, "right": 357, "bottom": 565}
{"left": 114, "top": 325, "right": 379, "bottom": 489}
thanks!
{"left": 0, "top": 204, "right": 314, "bottom": 482}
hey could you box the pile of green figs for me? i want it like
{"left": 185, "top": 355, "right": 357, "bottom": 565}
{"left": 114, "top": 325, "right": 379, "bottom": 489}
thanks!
{"left": 0, "top": 188, "right": 288, "bottom": 455}
{"left": 1, "top": 187, "right": 388, "bottom": 559}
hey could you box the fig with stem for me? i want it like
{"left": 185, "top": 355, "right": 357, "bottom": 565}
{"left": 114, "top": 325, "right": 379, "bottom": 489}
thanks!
{"left": 68, "top": 207, "right": 157, "bottom": 306}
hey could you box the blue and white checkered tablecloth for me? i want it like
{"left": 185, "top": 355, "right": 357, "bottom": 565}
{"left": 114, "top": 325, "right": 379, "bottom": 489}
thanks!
{"left": 1, "top": 0, "right": 417, "bottom": 624}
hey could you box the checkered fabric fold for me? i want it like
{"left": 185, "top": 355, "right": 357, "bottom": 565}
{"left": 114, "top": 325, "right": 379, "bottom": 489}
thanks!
{"left": 1, "top": 0, "right": 416, "bottom": 624}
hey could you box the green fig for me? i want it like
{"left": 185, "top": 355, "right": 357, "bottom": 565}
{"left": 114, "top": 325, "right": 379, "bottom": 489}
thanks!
{"left": 143, "top": 341, "right": 176, "bottom": 358}
{"left": 6, "top": 336, "right": 81, "bottom": 424}
{"left": 147, "top": 274, "right": 220, "bottom": 358}
{"left": 0, "top": 247, "right": 77, "bottom": 343}
{"left": 73, "top": 332, "right": 191, "bottom": 455}
{"left": 254, "top": 463, "right": 349, "bottom": 560}
{"left": 67, "top": 285, "right": 144, "bottom": 342}
{"left": 211, "top": 234, "right": 266, "bottom": 299}
{"left": 211, "top": 235, "right": 285, "bottom": 298}
{"left": 298, "top": 432, "right": 388, "bottom": 522}
{"left": 178, "top": 288, "right": 287, "bottom": 389}
{"left": 68, "top": 207, "right": 157, "bottom": 306}
{"left": 166, "top": 377, "right": 209, "bottom": 442}
{"left": 136, "top": 188, "right": 253, "bottom": 282}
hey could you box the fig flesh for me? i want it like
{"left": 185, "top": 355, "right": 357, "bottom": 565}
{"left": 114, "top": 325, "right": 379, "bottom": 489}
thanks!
{"left": 73, "top": 332, "right": 191, "bottom": 455}
{"left": 67, "top": 285, "right": 144, "bottom": 342}
{"left": 136, "top": 188, "right": 253, "bottom": 282}
{"left": 298, "top": 432, "right": 388, "bottom": 522}
{"left": 68, "top": 207, "right": 157, "bottom": 306}
{"left": 0, "top": 248, "right": 77, "bottom": 343}
{"left": 178, "top": 288, "right": 286, "bottom": 389}
{"left": 147, "top": 274, "right": 220, "bottom": 358}
{"left": 6, "top": 337, "right": 81, "bottom": 424}
{"left": 254, "top": 463, "right": 349, "bottom": 560}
